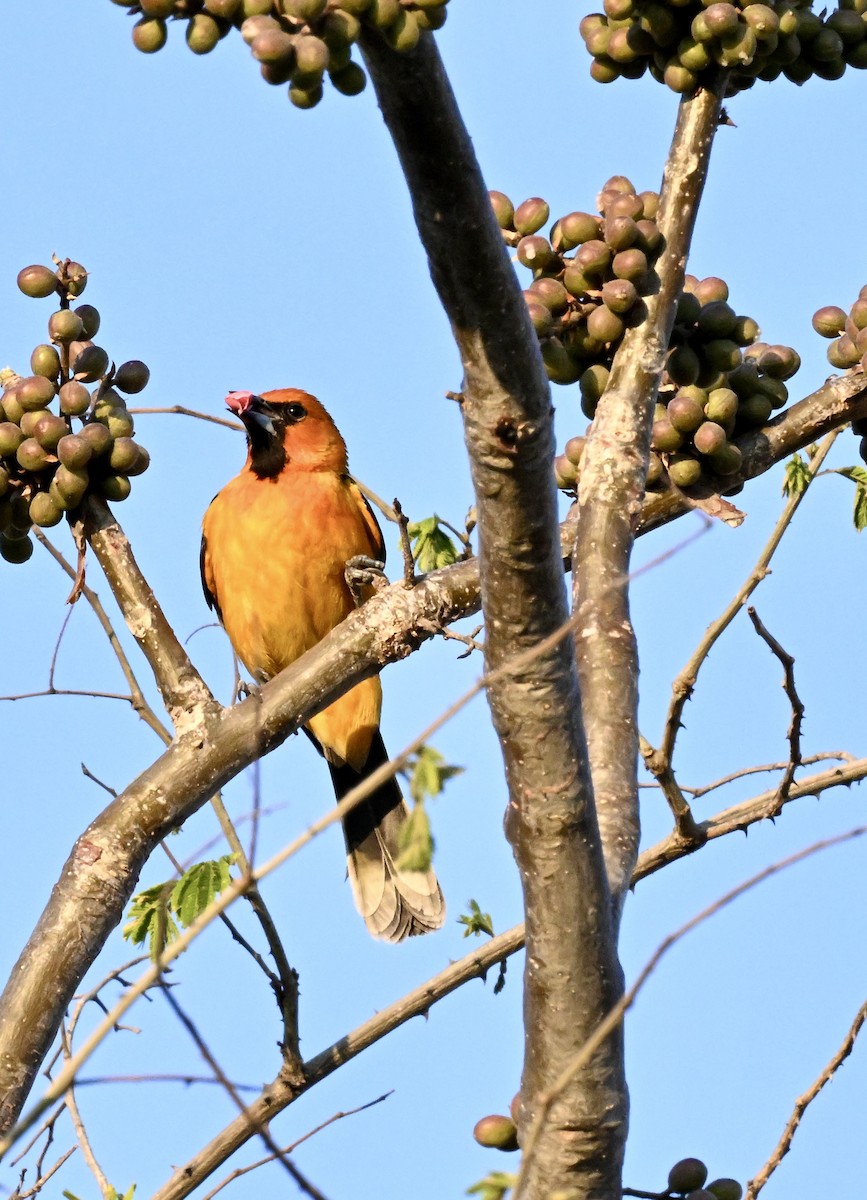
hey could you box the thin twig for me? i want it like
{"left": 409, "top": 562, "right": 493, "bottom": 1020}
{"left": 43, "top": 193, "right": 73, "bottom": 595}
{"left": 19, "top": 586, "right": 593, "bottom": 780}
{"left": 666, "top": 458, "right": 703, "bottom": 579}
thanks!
{"left": 393, "top": 497, "right": 416, "bottom": 588}
{"left": 747, "top": 607, "right": 804, "bottom": 813}
{"left": 34, "top": 530, "right": 171, "bottom": 745}
{"left": 652, "top": 431, "right": 840, "bottom": 789}
{"left": 208, "top": 791, "right": 301, "bottom": 1068}
{"left": 745, "top": 997, "right": 867, "bottom": 1200}
{"left": 160, "top": 986, "right": 326, "bottom": 1198}
{"left": 73, "top": 1074, "right": 260, "bottom": 1091}
{"left": 513, "top": 826, "right": 867, "bottom": 1197}
{"left": 80, "top": 764, "right": 117, "bottom": 797}
{"left": 126, "top": 405, "right": 242, "bottom": 431}
{"left": 198, "top": 1092, "right": 393, "bottom": 1200}
{"left": 15, "top": 1146, "right": 76, "bottom": 1198}
{"left": 643, "top": 751, "right": 855, "bottom": 799}
{"left": 350, "top": 477, "right": 399, "bottom": 524}
{"left": 59, "top": 1026, "right": 112, "bottom": 1199}
{"left": 47, "top": 607, "right": 76, "bottom": 691}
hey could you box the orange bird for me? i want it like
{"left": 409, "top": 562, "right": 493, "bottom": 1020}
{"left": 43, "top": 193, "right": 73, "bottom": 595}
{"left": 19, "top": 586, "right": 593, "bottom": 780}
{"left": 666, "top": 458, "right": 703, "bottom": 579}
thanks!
{"left": 200, "top": 388, "right": 445, "bottom": 941}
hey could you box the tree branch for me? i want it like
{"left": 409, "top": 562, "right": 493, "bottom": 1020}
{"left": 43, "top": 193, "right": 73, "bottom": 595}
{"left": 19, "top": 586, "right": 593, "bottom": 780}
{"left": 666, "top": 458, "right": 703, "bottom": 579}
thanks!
{"left": 745, "top": 996, "right": 867, "bottom": 1200}
{"left": 80, "top": 495, "right": 215, "bottom": 731}
{"left": 360, "top": 29, "right": 623, "bottom": 1200}
{"left": 572, "top": 79, "right": 725, "bottom": 921}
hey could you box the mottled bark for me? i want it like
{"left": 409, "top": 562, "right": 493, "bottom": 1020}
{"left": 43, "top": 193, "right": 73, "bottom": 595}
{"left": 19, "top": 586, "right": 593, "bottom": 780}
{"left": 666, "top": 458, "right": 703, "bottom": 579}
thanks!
{"left": 571, "top": 83, "right": 725, "bottom": 926}
{"left": 360, "top": 32, "right": 624, "bottom": 1199}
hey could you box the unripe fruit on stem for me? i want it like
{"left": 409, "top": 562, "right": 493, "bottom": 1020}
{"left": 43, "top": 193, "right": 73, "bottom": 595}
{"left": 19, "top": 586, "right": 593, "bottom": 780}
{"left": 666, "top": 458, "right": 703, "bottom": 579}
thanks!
{"left": 0, "top": 535, "right": 34, "bottom": 564}
{"left": 18, "top": 376, "right": 56, "bottom": 412}
{"left": 668, "top": 1158, "right": 709, "bottom": 1194}
{"left": 101, "top": 473, "right": 132, "bottom": 502}
{"left": 29, "top": 493, "right": 63, "bottom": 528}
{"left": 17, "top": 265, "right": 58, "bottom": 299}
{"left": 57, "top": 435, "right": 93, "bottom": 470}
{"left": 693, "top": 421, "right": 727, "bottom": 456}
{"left": 186, "top": 14, "right": 222, "bottom": 54}
{"left": 30, "top": 344, "right": 61, "bottom": 380}
{"left": 133, "top": 17, "right": 168, "bottom": 53}
{"left": 59, "top": 381, "right": 91, "bottom": 416}
{"left": 472, "top": 1114, "right": 519, "bottom": 1151}
{"left": 706, "top": 1178, "right": 743, "bottom": 1200}
{"left": 48, "top": 310, "right": 84, "bottom": 344}
{"left": 114, "top": 360, "right": 150, "bottom": 394}
{"left": 488, "top": 191, "right": 514, "bottom": 230}
{"left": 668, "top": 454, "right": 702, "bottom": 487}
{"left": 514, "top": 197, "right": 550, "bottom": 236}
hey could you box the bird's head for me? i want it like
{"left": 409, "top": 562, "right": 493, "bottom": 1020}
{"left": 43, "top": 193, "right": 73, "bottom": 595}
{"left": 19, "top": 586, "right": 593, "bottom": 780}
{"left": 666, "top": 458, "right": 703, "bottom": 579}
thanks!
{"left": 226, "top": 388, "right": 348, "bottom": 479}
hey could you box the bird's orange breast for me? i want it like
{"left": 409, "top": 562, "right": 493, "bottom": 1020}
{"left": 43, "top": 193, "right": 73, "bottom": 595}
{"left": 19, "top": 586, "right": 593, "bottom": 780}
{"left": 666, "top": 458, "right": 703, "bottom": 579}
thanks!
{"left": 202, "top": 466, "right": 384, "bottom": 770}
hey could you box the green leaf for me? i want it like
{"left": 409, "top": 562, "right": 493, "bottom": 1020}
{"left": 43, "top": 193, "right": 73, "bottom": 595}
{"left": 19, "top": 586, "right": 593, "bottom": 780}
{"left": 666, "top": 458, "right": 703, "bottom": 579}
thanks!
{"left": 459, "top": 898, "right": 495, "bottom": 939}
{"left": 123, "top": 883, "right": 178, "bottom": 959}
{"left": 406, "top": 514, "right": 459, "bottom": 572}
{"left": 170, "top": 856, "right": 233, "bottom": 928}
{"left": 782, "top": 454, "right": 811, "bottom": 497}
{"left": 396, "top": 801, "right": 434, "bottom": 873}
{"left": 404, "top": 744, "right": 464, "bottom": 804}
{"left": 832, "top": 466, "right": 867, "bottom": 531}
{"left": 466, "top": 1172, "right": 516, "bottom": 1200}
{"left": 123, "top": 857, "right": 233, "bottom": 959}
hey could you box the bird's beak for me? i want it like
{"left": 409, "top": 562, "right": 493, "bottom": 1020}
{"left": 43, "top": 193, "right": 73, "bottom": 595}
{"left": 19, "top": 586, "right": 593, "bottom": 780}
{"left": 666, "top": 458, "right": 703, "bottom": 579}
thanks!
{"left": 226, "top": 391, "right": 275, "bottom": 436}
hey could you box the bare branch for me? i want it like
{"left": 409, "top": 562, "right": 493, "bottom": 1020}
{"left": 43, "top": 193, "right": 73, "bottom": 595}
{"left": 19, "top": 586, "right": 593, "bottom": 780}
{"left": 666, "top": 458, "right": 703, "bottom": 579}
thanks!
{"left": 80, "top": 495, "right": 216, "bottom": 730}
{"left": 126, "top": 405, "right": 242, "bottom": 431}
{"left": 745, "top": 997, "right": 867, "bottom": 1200}
{"left": 664, "top": 751, "right": 854, "bottom": 799}
{"left": 198, "top": 1093, "right": 392, "bottom": 1200}
{"left": 514, "top": 826, "right": 867, "bottom": 1196}
{"left": 746, "top": 607, "right": 805, "bottom": 813}
{"left": 573, "top": 76, "right": 726, "bottom": 918}
{"left": 647, "top": 432, "right": 841, "bottom": 789}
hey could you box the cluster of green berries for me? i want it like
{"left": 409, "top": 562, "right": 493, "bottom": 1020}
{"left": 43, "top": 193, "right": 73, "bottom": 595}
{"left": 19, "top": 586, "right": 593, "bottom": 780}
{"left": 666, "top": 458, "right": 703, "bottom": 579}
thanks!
{"left": 580, "top": 0, "right": 867, "bottom": 95}
{"left": 1, "top": 260, "right": 150, "bottom": 566}
{"left": 812, "top": 286, "right": 867, "bottom": 465}
{"left": 490, "top": 178, "right": 798, "bottom": 496}
{"left": 113, "top": 0, "right": 449, "bottom": 108}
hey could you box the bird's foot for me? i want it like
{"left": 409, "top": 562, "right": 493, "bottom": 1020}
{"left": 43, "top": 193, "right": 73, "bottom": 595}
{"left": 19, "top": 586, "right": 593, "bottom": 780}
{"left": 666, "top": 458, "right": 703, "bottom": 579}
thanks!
{"left": 345, "top": 555, "right": 388, "bottom": 604}
{"left": 235, "top": 678, "right": 263, "bottom": 703}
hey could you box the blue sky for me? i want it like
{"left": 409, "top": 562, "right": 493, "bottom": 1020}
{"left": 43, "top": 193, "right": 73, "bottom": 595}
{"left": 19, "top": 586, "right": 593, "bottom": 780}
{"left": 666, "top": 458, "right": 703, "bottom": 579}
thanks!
{"left": 1, "top": 3, "right": 866, "bottom": 1198}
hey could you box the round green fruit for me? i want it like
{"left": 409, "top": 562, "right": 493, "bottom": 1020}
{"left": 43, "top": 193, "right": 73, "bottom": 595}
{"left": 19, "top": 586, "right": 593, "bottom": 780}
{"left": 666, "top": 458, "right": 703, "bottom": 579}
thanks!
{"left": 488, "top": 191, "right": 515, "bottom": 230}
{"left": 0, "top": 423, "right": 26, "bottom": 458}
{"left": 29, "top": 492, "right": 63, "bottom": 528}
{"left": 30, "top": 344, "right": 61, "bottom": 380}
{"left": 706, "top": 1179, "right": 743, "bottom": 1200}
{"left": 668, "top": 453, "right": 703, "bottom": 487}
{"left": 18, "top": 375, "right": 57, "bottom": 412}
{"left": 17, "top": 265, "right": 58, "bottom": 299}
{"left": 514, "top": 197, "right": 551, "bottom": 237}
{"left": 668, "top": 1158, "right": 709, "bottom": 1194}
{"left": 100, "top": 473, "right": 132, "bottom": 502}
{"left": 186, "top": 14, "right": 223, "bottom": 54}
{"left": 472, "top": 1114, "right": 519, "bottom": 1152}
{"left": 59, "top": 381, "right": 91, "bottom": 416}
{"left": 48, "top": 309, "right": 84, "bottom": 344}
{"left": 57, "top": 435, "right": 93, "bottom": 470}
{"left": 0, "top": 534, "right": 34, "bottom": 564}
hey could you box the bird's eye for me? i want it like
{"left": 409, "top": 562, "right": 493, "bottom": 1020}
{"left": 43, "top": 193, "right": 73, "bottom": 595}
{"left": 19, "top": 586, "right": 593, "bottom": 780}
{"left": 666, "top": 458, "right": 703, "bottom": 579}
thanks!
{"left": 286, "top": 403, "right": 307, "bottom": 421}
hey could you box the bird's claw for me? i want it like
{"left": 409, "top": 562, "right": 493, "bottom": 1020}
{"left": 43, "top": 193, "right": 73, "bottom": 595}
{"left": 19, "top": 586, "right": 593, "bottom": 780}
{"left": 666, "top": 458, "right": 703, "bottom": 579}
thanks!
{"left": 345, "top": 555, "right": 388, "bottom": 604}
{"left": 235, "top": 678, "right": 263, "bottom": 702}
